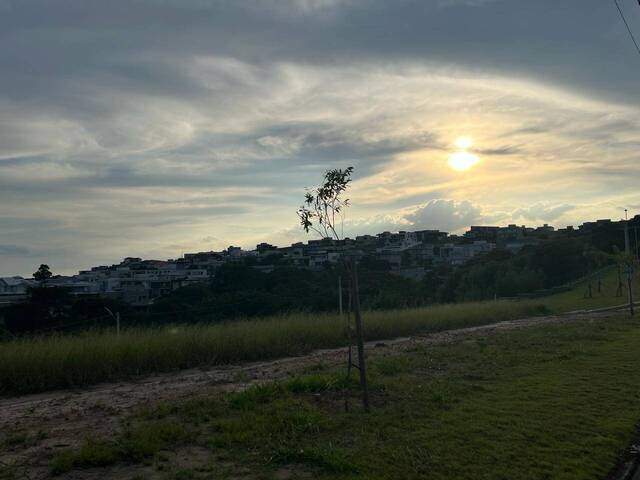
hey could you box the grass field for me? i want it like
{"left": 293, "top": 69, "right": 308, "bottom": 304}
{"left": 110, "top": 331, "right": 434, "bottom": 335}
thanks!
{"left": 0, "top": 300, "right": 546, "bottom": 396}
{"left": 46, "top": 314, "right": 640, "bottom": 479}
{"left": 0, "top": 266, "right": 637, "bottom": 396}
{"left": 543, "top": 265, "right": 639, "bottom": 313}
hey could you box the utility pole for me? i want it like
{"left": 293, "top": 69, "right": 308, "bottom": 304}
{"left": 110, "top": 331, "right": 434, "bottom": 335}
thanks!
{"left": 623, "top": 209, "right": 634, "bottom": 316}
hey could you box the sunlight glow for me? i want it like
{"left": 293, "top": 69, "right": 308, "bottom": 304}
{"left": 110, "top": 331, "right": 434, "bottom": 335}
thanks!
{"left": 448, "top": 151, "right": 479, "bottom": 171}
{"left": 454, "top": 136, "right": 473, "bottom": 149}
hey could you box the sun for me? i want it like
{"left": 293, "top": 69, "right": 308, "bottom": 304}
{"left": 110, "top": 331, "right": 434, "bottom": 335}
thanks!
{"left": 449, "top": 136, "right": 479, "bottom": 171}
{"left": 448, "top": 151, "right": 479, "bottom": 171}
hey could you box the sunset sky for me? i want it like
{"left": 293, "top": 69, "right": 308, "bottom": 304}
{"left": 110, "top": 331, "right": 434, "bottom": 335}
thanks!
{"left": 1, "top": 0, "right": 640, "bottom": 276}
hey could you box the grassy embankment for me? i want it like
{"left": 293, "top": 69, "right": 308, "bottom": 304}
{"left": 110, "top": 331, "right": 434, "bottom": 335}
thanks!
{"left": 0, "top": 264, "right": 637, "bottom": 396}
{"left": 0, "top": 300, "right": 546, "bottom": 396}
{"left": 45, "top": 313, "right": 640, "bottom": 479}
{"left": 543, "top": 265, "right": 639, "bottom": 312}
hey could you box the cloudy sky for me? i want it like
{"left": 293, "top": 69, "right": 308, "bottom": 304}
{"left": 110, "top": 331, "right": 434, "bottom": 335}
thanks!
{"left": 1, "top": 0, "right": 640, "bottom": 276}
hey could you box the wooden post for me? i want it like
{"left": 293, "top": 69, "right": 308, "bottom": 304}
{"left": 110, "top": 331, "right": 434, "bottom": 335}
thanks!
{"left": 346, "top": 280, "right": 353, "bottom": 378}
{"left": 351, "top": 257, "right": 369, "bottom": 411}
{"left": 116, "top": 312, "right": 121, "bottom": 335}
{"left": 338, "top": 275, "right": 343, "bottom": 316}
{"left": 628, "top": 266, "right": 634, "bottom": 316}
{"left": 617, "top": 265, "right": 624, "bottom": 297}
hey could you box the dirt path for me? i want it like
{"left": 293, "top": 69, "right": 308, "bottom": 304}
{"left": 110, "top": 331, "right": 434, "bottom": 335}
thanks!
{"left": 0, "top": 311, "right": 613, "bottom": 479}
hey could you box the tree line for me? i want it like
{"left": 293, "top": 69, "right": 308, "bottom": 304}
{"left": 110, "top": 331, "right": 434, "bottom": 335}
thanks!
{"left": 0, "top": 235, "right": 614, "bottom": 336}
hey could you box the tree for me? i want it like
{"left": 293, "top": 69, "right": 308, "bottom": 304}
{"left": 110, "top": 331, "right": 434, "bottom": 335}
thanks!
{"left": 613, "top": 247, "right": 637, "bottom": 316}
{"left": 33, "top": 264, "right": 52, "bottom": 283}
{"left": 297, "top": 166, "right": 370, "bottom": 411}
{"left": 298, "top": 166, "right": 353, "bottom": 240}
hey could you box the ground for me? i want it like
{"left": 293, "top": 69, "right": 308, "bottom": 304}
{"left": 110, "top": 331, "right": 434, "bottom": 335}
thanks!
{"left": 2, "top": 310, "right": 639, "bottom": 480}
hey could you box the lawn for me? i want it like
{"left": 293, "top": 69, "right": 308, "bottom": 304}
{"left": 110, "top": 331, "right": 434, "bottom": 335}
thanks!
{"left": 542, "top": 265, "right": 639, "bottom": 313}
{"left": 48, "top": 313, "right": 640, "bottom": 480}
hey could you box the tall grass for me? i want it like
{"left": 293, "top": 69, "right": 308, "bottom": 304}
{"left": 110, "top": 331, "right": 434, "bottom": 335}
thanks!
{"left": 0, "top": 300, "right": 547, "bottom": 396}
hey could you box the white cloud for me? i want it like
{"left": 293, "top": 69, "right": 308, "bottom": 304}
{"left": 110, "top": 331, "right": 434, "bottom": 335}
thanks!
{"left": 404, "top": 199, "right": 485, "bottom": 232}
{"left": 512, "top": 203, "right": 575, "bottom": 223}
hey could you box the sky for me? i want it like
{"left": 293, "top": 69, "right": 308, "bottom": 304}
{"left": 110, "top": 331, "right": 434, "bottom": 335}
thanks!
{"left": 1, "top": 0, "right": 640, "bottom": 277}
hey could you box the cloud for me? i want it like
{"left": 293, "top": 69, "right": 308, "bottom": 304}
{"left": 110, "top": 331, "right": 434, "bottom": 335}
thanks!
{"left": 512, "top": 203, "right": 575, "bottom": 223}
{"left": 0, "top": 244, "right": 31, "bottom": 256}
{"left": 404, "top": 199, "right": 485, "bottom": 233}
{"left": 437, "top": 0, "right": 497, "bottom": 7}
{"left": 1, "top": 0, "right": 640, "bottom": 275}
{"left": 474, "top": 145, "right": 520, "bottom": 156}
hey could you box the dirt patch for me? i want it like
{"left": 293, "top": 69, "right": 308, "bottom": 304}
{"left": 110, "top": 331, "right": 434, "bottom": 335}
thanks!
{"left": 0, "top": 311, "right": 612, "bottom": 479}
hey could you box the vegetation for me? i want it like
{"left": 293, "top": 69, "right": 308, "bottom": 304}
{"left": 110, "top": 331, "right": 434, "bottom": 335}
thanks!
{"left": 0, "top": 286, "right": 132, "bottom": 335}
{"left": 2, "top": 262, "right": 639, "bottom": 396}
{"left": 150, "top": 263, "right": 425, "bottom": 323}
{"left": 0, "top": 232, "right": 624, "bottom": 336}
{"left": 1, "top": 253, "right": 638, "bottom": 396}
{"left": 48, "top": 314, "right": 640, "bottom": 479}
{"left": 32, "top": 264, "right": 52, "bottom": 283}
{"left": 0, "top": 300, "right": 546, "bottom": 396}
{"left": 297, "top": 166, "right": 353, "bottom": 240}
{"left": 430, "top": 238, "right": 612, "bottom": 303}
{"left": 543, "top": 265, "right": 640, "bottom": 313}
{"left": 147, "top": 237, "right": 616, "bottom": 325}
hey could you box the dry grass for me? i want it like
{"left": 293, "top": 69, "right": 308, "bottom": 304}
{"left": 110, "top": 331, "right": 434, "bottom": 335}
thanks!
{"left": 0, "top": 300, "right": 547, "bottom": 396}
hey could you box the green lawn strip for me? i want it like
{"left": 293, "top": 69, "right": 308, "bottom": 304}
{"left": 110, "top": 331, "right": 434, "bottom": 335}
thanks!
{"left": 542, "top": 266, "right": 640, "bottom": 313}
{"left": 51, "top": 315, "right": 640, "bottom": 479}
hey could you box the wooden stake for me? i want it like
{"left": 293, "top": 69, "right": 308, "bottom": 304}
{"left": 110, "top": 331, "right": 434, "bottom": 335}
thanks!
{"left": 351, "top": 257, "right": 369, "bottom": 411}
{"left": 338, "top": 275, "right": 343, "bottom": 316}
{"left": 628, "top": 266, "right": 635, "bottom": 316}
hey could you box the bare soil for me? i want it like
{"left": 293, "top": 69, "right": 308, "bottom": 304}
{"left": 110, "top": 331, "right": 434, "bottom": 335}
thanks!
{"left": 0, "top": 311, "right": 612, "bottom": 479}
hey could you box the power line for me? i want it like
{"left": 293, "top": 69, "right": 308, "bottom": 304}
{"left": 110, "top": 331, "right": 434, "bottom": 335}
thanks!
{"left": 613, "top": 0, "right": 640, "bottom": 56}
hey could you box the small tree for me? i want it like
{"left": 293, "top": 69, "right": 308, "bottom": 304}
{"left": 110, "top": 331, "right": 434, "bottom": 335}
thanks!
{"left": 298, "top": 166, "right": 353, "bottom": 241}
{"left": 297, "top": 166, "right": 370, "bottom": 411}
{"left": 33, "top": 264, "right": 53, "bottom": 283}
{"left": 618, "top": 252, "right": 636, "bottom": 316}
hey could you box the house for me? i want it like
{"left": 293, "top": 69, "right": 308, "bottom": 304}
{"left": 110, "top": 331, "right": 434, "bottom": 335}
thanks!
{"left": 0, "top": 276, "right": 30, "bottom": 294}
{"left": 465, "top": 226, "right": 500, "bottom": 243}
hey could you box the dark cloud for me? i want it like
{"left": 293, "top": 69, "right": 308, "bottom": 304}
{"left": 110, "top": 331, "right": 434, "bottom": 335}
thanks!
{"left": 474, "top": 145, "right": 520, "bottom": 156}
{"left": 0, "top": 244, "right": 31, "bottom": 256}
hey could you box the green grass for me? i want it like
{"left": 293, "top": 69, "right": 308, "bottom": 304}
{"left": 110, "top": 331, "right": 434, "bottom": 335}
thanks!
{"left": 50, "top": 314, "right": 640, "bottom": 479}
{"left": 0, "top": 300, "right": 547, "bottom": 396}
{"left": 543, "top": 266, "right": 640, "bottom": 313}
{"left": 50, "top": 420, "right": 192, "bottom": 475}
